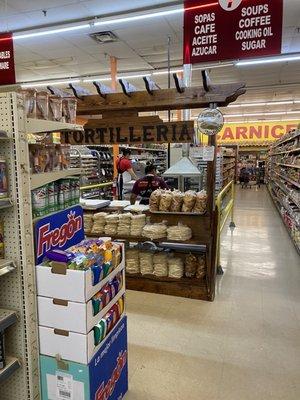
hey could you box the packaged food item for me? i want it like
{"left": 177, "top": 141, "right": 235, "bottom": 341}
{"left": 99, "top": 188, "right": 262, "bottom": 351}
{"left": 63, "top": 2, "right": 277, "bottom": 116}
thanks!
{"left": 94, "top": 319, "right": 107, "bottom": 346}
{"left": 142, "top": 222, "right": 167, "bottom": 240}
{"left": 196, "top": 255, "right": 206, "bottom": 279}
{"left": 182, "top": 190, "right": 197, "bottom": 212}
{"left": 19, "top": 89, "right": 37, "bottom": 118}
{"left": 91, "top": 212, "right": 107, "bottom": 235}
{"left": 125, "top": 248, "right": 140, "bottom": 274}
{"left": 140, "top": 251, "right": 154, "bottom": 275}
{"left": 193, "top": 190, "right": 207, "bottom": 214}
{"left": 117, "top": 297, "right": 124, "bottom": 315}
{"left": 62, "top": 98, "right": 77, "bottom": 124}
{"left": 167, "top": 224, "right": 192, "bottom": 241}
{"left": 48, "top": 96, "right": 62, "bottom": 121}
{"left": 0, "top": 159, "right": 8, "bottom": 198}
{"left": 0, "top": 219, "right": 4, "bottom": 259}
{"left": 104, "top": 214, "right": 119, "bottom": 236}
{"left": 36, "top": 91, "right": 49, "bottom": 119}
{"left": 47, "top": 182, "right": 55, "bottom": 213}
{"left": 185, "top": 253, "right": 198, "bottom": 278}
{"left": 153, "top": 252, "right": 168, "bottom": 277}
{"left": 170, "top": 190, "right": 184, "bottom": 212}
{"left": 117, "top": 213, "right": 132, "bottom": 236}
{"left": 168, "top": 256, "right": 184, "bottom": 278}
{"left": 32, "top": 185, "right": 48, "bottom": 218}
{"left": 130, "top": 214, "right": 146, "bottom": 236}
{"left": 149, "top": 189, "right": 162, "bottom": 212}
{"left": 159, "top": 190, "right": 172, "bottom": 212}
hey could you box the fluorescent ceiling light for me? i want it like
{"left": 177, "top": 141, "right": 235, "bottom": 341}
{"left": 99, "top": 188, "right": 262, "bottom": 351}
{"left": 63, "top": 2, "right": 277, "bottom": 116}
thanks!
{"left": 83, "top": 77, "right": 111, "bottom": 83}
{"left": 94, "top": 8, "right": 183, "bottom": 27}
{"left": 21, "top": 79, "right": 80, "bottom": 88}
{"left": 228, "top": 100, "right": 297, "bottom": 107}
{"left": 225, "top": 111, "right": 300, "bottom": 118}
{"left": 236, "top": 54, "right": 300, "bottom": 66}
{"left": 14, "top": 24, "right": 89, "bottom": 40}
{"left": 118, "top": 73, "right": 151, "bottom": 79}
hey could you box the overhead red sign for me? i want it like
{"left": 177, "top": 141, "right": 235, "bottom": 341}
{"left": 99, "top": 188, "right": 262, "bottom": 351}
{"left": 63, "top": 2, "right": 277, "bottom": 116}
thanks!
{"left": 184, "top": 0, "right": 283, "bottom": 64}
{"left": 0, "top": 33, "right": 16, "bottom": 85}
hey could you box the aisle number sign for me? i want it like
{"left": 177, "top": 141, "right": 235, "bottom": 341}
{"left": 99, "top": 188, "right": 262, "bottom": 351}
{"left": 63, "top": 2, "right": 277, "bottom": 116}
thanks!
{"left": 183, "top": 0, "right": 283, "bottom": 64}
{"left": 0, "top": 32, "right": 16, "bottom": 85}
{"left": 216, "top": 121, "right": 299, "bottom": 145}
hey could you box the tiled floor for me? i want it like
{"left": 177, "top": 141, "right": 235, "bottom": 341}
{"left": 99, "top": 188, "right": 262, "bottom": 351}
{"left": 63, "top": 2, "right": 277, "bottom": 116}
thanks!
{"left": 125, "top": 187, "right": 300, "bottom": 400}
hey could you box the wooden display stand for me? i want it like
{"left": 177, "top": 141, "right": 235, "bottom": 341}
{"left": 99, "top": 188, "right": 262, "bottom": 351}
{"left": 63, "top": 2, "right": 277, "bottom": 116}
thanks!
{"left": 74, "top": 74, "right": 245, "bottom": 301}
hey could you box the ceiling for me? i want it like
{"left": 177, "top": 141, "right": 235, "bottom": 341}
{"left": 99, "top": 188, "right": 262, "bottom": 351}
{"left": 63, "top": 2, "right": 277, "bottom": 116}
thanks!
{"left": 1, "top": 0, "right": 300, "bottom": 121}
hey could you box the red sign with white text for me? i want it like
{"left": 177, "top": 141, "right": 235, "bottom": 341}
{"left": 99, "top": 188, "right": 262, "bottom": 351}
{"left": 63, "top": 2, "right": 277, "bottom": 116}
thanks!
{"left": 0, "top": 33, "right": 16, "bottom": 85}
{"left": 184, "top": 0, "right": 283, "bottom": 64}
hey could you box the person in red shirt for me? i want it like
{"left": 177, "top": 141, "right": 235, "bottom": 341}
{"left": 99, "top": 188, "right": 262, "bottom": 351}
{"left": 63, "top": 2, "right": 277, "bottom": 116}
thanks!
{"left": 130, "top": 163, "right": 168, "bottom": 205}
{"left": 116, "top": 149, "right": 137, "bottom": 200}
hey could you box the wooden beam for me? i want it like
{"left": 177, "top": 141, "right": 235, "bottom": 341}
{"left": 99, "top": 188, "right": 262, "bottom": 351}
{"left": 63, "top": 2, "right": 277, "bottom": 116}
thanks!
{"left": 85, "top": 115, "right": 163, "bottom": 128}
{"left": 77, "top": 83, "right": 246, "bottom": 115}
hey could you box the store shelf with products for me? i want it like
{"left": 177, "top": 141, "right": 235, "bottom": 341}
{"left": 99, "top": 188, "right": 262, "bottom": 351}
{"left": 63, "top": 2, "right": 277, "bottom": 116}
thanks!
{"left": 30, "top": 168, "right": 82, "bottom": 190}
{"left": 267, "top": 129, "right": 300, "bottom": 254}
{"left": 220, "top": 146, "right": 238, "bottom": 188}
{"left": 120, "top": 145, "right": 168, "bottom": 176}
{"left": 26, "top": 119, "right": 83, "bottom": 134}
{"left": 71, "top": 146, "right": 114, "bottom": 200}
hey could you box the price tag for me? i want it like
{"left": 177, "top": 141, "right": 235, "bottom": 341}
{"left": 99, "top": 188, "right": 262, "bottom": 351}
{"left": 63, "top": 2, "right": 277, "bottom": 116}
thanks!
{"left": 56, "top": 372, "right": 73, "bottom": 400}
{"left": 202, "top": 146, "right": 215, "bottom": 161}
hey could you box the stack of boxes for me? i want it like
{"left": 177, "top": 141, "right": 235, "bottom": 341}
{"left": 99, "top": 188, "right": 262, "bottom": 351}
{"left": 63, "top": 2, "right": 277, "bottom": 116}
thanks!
{"left": 36, "top": 239, "right": 128, "bottom": 400}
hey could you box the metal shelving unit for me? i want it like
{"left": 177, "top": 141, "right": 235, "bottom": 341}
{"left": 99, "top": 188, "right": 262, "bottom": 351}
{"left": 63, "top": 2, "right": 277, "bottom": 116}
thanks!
{"left": 0, "top": 91, "right": 84, "bottom": 400}
{"left": 268, "top": 129, "right": 300, "bottom": 254}
{"left": 30, "top": 167, "right": 82, "bottom": 189}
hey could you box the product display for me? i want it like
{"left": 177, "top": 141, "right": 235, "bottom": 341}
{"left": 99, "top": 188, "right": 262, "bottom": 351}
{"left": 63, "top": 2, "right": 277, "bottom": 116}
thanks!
{"left": 268, "top": 130, "right": 300, "bottom": 253}
{"left": 104, "top": 214, "right": 119, "bottom": 236}
{"left": 19, "top": 89, "right": 77, "bottom": 123}
{"left": 29, "top": 144, "right": 71, "bottom": 174}
{"left": 139, "top": 251, "right": 154, "bottom": 275}
{"left": 0, "top": 158, "right": 8, "bottom": 199}
{"left": 130, "top": 214, "right": 147, "bottom": 236}
{"left": 92, "top": 272, "right": 123, "bottom": 316}
{"left": 167, "top": 224, "right": 192, "bottom": 241}
{"left": 91, "top": 212, "right": 108, "bottom": 235}
{"left": 142, "top": 222, "right": 167, "bottom": 240}
{"left": 125, "top": 248, "right": 140, "bottom": 274}
{"left": 153, "top": 253, "right": 168, "bottom": 277}
{"left": 118, "top": 213, "right": 132, "bottom": 236}
{"left": 31, "top": 177, "right": 80, "bottom": 218}
{"left": 149, "top": 189, "right": 207, "bottom": 214}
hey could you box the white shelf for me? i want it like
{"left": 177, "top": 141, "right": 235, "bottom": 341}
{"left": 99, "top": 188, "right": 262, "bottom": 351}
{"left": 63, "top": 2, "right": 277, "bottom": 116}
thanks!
{"left": 30, "top": 168, "right": 82, "bottom": 189}
{"left": 0, "top": 357, "right": 20, "bottom": 383}
{"left": 0, "top": 259, "right": 16, "bottom": 277}
{"left": 26, "top": 118, "right": 83, "bottom": 134}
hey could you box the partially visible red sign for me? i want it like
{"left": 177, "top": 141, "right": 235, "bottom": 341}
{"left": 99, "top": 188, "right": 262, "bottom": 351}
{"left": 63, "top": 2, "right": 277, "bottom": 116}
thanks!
{"left": 0, "top": 33, "right": 16, "bottom": 85}
{"left": 184, "top": 0, "right": 283, "bottom": 64}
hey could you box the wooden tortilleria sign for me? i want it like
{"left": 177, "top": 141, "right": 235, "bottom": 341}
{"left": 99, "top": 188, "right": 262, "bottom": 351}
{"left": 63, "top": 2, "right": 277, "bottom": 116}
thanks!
{"left": 61, "top": 121, "right": 195, "bottom": 145}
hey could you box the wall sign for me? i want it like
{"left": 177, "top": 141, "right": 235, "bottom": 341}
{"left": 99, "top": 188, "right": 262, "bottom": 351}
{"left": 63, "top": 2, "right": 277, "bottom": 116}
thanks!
{"left": 217, "top": 121, "right": 299, "bottom": 145}
{"left": 61, "top": 122, "right": 195, "bottom": 145}
{"left": 34, "top": 206, "right": 84, "bottom": 264}
{"left": 0, "top": 33, "right": 16, "bottom": 85}
{"left": 184, "top": 0, "right": 283, "bottom": 64}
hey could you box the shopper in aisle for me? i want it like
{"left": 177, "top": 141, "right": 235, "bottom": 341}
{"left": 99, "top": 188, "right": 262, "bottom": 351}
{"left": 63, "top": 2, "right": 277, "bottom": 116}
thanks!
{"left": 116, "top": 149, "right": 137, "bottom": 200}
{"left": 130, "top": 163, "right": 168, "bottom": 205}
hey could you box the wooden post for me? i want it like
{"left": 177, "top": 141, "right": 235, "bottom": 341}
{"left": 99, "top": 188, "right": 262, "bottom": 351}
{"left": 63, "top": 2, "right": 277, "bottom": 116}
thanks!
{"left": 110, "top": 56, "right": 119, "bottom": 178}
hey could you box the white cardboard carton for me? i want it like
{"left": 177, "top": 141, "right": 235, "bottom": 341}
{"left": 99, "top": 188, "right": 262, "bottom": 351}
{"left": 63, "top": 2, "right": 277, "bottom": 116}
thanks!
{"left": 36, "top": 242, "right": 124, "bottom": 303}
{"left": 39, "top": 313, "right": 125, "bottom": 364}
{"left": 37, "top": 283, "right": 125, "bottom": 334}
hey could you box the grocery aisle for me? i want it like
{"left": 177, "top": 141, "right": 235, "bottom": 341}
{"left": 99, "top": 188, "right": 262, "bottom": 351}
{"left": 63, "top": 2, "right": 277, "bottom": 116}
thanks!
{"left": 125, "top": 187, "right": 300, "bottom": 400}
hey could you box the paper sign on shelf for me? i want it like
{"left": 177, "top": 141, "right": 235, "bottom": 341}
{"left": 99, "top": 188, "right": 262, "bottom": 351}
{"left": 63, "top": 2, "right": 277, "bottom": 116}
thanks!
{"left": 56, "top": 372, "right": 74, "bottom": 400}
{"left": 34, "top": 205, "right": 84, "bottom": 265}
{"left": 203, "top": 146, "right": 215, "bottom": 161}
{"left": 184, "top": 0, "right": 283, "bottom": 64}
{"left": 0, "top": 33, "right": 16, "bottom": 85}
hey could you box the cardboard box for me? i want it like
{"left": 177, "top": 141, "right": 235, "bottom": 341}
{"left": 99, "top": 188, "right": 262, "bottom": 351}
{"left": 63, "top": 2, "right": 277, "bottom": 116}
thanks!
{"left": 40, "top": 316, "right": 128, "bottom": 400}
{"left": 39, "top": 306, "right": 125, "bottom": 365}
{"left": 38, "top": 283, "right": 125, "bottom": 334}
{"left": 36, "top": 243, "right": 125, "bottom": 303}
